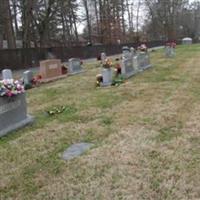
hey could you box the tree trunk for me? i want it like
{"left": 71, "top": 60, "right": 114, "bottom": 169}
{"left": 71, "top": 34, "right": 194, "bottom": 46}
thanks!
{"left": 2, "top": 0, "right": 16, "bottom": 48}
{"left": 83, "top": 0, "right": 92, "bottom": 44}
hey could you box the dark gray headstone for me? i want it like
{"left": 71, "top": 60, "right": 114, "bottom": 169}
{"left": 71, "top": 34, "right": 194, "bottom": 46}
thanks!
{"left": 62, "top": 143, "right": 93, "bottom": 161}
{"left": 0, "top": 94, "right": 34, "bottom": 137}
{"left": 68, "top": 58, "right": 84, "bottom": 75}
{"left": 2, "top": 69, "right": 13, "bottom": 80}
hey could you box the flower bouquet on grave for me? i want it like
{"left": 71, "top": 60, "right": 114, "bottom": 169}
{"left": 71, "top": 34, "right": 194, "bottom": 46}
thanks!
{"left": 24, "top": 75, "right": 42, "bottom": 90}
{"left": 0, "top": 79, "right": 25, "bottom": 97}
{"left": 138, "top": 44, "right": 148, "bottom": 52}
{"left": 102, "top": 59, "right": 113, "bottom": 69}
{"left": 112, "top": 75, "right": 125, "bottom": 86}
{"left": 96, "top": 74, "right": 103, "bottom": 87}
{"left": 166, "top": 42, "right": 176, "bottom": 48}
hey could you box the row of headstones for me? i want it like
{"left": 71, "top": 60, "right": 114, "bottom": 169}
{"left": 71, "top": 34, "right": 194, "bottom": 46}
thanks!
{"left": 1, "top": 58, "right": 84, "bottom": 87}
{"left": 100, "top": 47, "right": 151, "bottom": 86}
{"left": 0, "top": 57, "right": 84, "bottom": 137}
{"left": 39, "top": 58, "right": 84, "bottom": 80}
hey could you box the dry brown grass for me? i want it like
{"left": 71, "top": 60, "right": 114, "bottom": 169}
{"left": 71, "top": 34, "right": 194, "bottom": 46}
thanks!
{"left": 1, "top": 45, "right": 200, "bottom": 199}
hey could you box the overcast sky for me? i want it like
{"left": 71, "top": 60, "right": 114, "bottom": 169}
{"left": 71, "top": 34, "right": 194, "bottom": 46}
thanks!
{"left": 77, "top": 0, "right": 199, "bottom": 33}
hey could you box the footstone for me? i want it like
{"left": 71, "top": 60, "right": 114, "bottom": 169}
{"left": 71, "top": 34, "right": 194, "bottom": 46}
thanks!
{"left": 0, "top": 94, "right": 34, "bottom": 137}
{"left": 62, "top": 143, "right": 93, "bottom": 161}
{"left": 68, "top": 58, "right": 84, "bottom": 75}
{"left": 2, "top": 69, "right": 13, "bottom": 80}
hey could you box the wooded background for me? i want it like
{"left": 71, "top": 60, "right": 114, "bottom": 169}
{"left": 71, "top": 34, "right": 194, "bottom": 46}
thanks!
{"left": 0, "top": 0, "right": 200, "bottom": 49}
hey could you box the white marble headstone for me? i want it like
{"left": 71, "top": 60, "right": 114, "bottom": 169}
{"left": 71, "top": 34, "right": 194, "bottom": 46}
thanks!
{"left": 2, "top": 69, "right": 13, "bottom": 80}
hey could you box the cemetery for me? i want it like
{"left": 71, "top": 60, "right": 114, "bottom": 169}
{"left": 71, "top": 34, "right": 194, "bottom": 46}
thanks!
{"left": 1, "top": 0, "right": 200, "bottom": 199}
{"left": 96, "top": 46, "right": 152, "bottom": 86}
{"left": 1, "top": 44, "right": 200, "bottom": 199}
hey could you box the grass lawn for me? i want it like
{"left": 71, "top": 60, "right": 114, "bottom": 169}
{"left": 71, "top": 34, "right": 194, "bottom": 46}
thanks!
{"left": 1, "top": 44, "right": 200, "bottom": 199}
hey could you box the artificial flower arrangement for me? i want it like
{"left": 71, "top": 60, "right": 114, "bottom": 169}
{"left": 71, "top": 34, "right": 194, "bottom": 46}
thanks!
{"left": 138, "top": 44, "right": 148, "bottom": 52}
{"left": 24, "top": 75, "right": 42, "bottom": 90}
{"left": 166, "top": 42, "right": 176, "bottom": 48}
{"left": 0, "top": 79, "right": 25, "bottom": 97}
{"left": 96, "top": 63, "right": 125, "bottom": 87}
{"left": 102, "top": 59, "right": 113, "bottom": 69}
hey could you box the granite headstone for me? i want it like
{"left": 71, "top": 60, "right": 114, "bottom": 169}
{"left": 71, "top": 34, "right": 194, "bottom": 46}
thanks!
{"left": 101, "top": 68, "right": 112, "bottom": 86}
{"left": 39, "top": 59, "right": 62, "bottom": 80}
{"left": 121, "top": 57, "right": 136, "bottom": 78}
{"left": 0, "top": 94, "right": 34, "bottom": 137}
{"left": 23, "top": 70, "right": 34, "bottom": 86}
{"left": 68, "top": 58, "right": 84, "bottom": 75}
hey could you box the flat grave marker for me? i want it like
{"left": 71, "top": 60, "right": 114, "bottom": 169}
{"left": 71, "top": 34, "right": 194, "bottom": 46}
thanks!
{"left": 62, "top": 143, "right": 93, "bottom": 161}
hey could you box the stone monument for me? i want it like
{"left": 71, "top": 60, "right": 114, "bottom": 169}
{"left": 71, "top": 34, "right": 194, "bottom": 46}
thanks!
{"left": 121, "top": 56, "right": 136, "bottom": 78}
{"left": 0, "top": 93, "right": 34, "bottom": 137}
{"left": 39, "top": 59, "right": 62, "bottom": 81}
{"left": 68, "top": 58, "right": 84, "bottom": 75}
{"left": 101, "top": 68, "right": 112, "bottom": 86}
{"left": 23, "top": 70, "right": 34, "bottom": 86}
{"left": 2, "top": 69, "right": 13, "bottom": 80}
